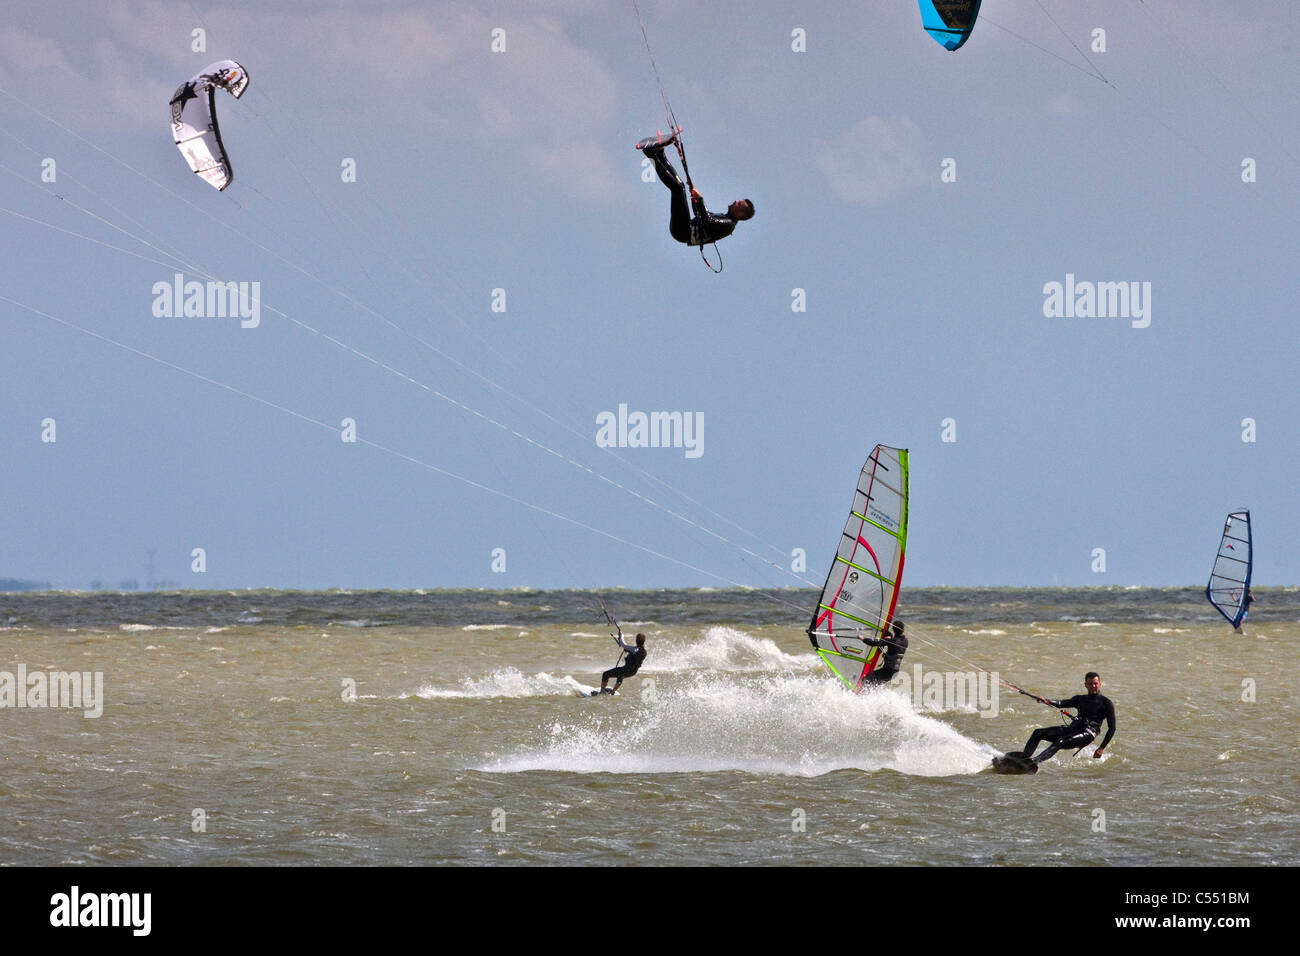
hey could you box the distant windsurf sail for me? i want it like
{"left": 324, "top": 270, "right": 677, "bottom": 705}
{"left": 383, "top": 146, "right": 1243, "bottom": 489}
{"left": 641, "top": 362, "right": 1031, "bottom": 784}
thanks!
{"left": 918, "top": 0, "right": 982, "bottom": 51}
{"left": 1206, "top": 510, "right": 1252, "bottom": 628}
{"left": 807, "top": 446, "right": 909, "bottom": 689}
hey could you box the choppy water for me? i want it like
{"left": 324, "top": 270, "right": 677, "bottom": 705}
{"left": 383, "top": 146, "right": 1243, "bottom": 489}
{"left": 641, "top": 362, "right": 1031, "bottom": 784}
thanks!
{"left": 1, "top": 588, "right": 1295, "bottom": 865}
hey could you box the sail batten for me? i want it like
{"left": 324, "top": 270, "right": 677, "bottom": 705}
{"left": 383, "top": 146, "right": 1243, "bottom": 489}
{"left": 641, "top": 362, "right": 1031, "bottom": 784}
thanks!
{"left": 807, "top": 445, "right": 909, "bottom": 689}
{"left": 834, "top": 558, "right": 892, "bottom": 586}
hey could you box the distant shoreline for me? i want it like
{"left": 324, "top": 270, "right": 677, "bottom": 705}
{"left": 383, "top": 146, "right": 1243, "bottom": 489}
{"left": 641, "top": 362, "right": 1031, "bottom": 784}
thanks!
{"left": 0, "top": 584, "right": 1293, "bottom": 595}
{"left": 2, "top": 586, "right": 1293, "bottom": 629}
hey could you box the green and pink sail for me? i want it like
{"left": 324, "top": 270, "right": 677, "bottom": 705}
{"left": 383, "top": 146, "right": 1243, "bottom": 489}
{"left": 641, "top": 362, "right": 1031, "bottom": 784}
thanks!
{"left": 807, "top": 446, "right": 909, "bottom": 690}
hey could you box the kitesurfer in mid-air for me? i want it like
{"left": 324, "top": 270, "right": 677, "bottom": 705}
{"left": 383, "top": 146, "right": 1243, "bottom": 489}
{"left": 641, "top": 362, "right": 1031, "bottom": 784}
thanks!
{"left": 1021, "top": 672, "right": 1115, "bottom": 763}
{"left": 637, "top": 132, "right": 753, "bottom": 246}
{"left": 599, "top": 632, "right": 648, "bottom": 695}
{"left": 859, "top": 619, "right": 908, "bottom": 686}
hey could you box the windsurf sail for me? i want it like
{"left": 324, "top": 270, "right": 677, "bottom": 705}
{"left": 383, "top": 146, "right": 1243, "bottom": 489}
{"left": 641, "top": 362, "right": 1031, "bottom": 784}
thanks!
{"left": 917, "top": 0, "right": 982, "bottom": 52}
{"left": 1206, "top": 510, "right": 1252, "bottom": 628}
{"left": 807, "top": 445, "right": 909, "bottom": 690}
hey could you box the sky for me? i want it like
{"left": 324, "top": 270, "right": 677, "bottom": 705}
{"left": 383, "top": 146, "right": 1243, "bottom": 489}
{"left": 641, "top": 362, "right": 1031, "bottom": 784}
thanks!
{"left": 0, "top": 1, "right": 1295, "bottom": 591}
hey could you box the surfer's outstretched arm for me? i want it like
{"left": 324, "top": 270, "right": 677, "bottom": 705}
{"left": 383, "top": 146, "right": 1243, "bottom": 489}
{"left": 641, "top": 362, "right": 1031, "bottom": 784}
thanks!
{"left": 1094, "top": 702, "right": 1116, "bottom": 757}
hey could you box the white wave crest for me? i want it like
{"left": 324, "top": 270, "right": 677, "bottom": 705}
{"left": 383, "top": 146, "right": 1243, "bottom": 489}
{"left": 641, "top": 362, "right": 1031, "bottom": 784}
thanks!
{"left": 410, "top": 667, "right": 591, "bottom": 699}
{"left": 481, "top": 672, "right": 992, "bottom": 777}
{"left": 645, "top": 625, "right": 815, "bottom": 674}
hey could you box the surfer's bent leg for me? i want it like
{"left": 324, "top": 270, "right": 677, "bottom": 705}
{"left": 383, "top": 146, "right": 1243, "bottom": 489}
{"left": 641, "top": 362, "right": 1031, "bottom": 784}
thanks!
{"left": 1030, "top": 729, "right": 1095, "bottom": 762}
{"left": 1040, "top": 730, "right": 1095, "bottom": 761}
{"left": 1023, "top": 726, "right": 1067, "bottom": 758}
{"left": 646, "top": 148, "right": 693, "bottom": 244}
{"left": 873, "top": 659, "right": 902, "bottom": 682}
{"left": 860, "top": 665, "right": 897, "bottom": 687}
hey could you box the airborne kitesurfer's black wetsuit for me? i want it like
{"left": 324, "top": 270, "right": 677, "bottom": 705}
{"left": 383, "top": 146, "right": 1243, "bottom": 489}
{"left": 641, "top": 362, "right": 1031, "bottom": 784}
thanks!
{"left": 644, "top": 146, "right": 738, "bottom": 246}
{"left": 1023, "top": 693, "right": 1115, "bottom": 762}
{"left": 860, "top": 631, "right": 908, "bottom": 685}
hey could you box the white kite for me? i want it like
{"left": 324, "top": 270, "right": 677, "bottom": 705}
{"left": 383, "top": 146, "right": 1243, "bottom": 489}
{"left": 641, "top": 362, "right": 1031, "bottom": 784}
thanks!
{"left": 169, "top": 60, "right": 249, "bottom": 191}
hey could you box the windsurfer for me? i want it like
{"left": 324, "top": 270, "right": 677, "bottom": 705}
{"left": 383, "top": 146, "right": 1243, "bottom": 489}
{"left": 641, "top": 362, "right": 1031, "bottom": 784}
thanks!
{"left": 859, "top": 620, "right": 908, "bottom": 685}
{"left": 639, "top": 134, "right": 753, "bottom": 245}
{"left": 1235, "top": 590, "right": 1255, "bottom": 634}
{"left": 600, "top": 632, "right": 648, "bottom": 695}
{"left": 1021, "top": 672, "right": 1115, "bottom": 763}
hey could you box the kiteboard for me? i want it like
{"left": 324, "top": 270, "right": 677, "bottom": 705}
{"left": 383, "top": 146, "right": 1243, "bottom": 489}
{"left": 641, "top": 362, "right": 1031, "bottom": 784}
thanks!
{"left": 991, "top": 751, "right": 1038, "bottom": 775}
{"left": 635, "top": 129, "right": 679, "bottom": 151}
{"left": 574, "top": 688, "right": 616, "bottom": 698}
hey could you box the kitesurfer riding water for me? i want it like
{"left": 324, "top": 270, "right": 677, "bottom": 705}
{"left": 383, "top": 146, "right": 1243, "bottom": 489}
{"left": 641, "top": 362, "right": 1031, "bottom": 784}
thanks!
{"left": 638, "top": 132, "right": 753, "bottom": 247}
{"left": 859, "top": 619, "right": 908, "bottom": 686}
{"left": 1021, "top": 672, "right": 1115, "bottom": 763}
{"left": 599, "top": 632, "right": 647, "bottom": 695}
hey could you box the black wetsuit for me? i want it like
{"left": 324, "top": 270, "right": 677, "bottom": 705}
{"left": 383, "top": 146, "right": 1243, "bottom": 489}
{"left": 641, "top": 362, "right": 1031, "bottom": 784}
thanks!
{"left": 1023, "top": 693, "right": 1115, "bottom": 762}
{"left": 644, "top": 147, "right": 738, "bottom": 246}
{"left": 860, "top": 632, "right": 908, "bottom": 684}
{"left": 603, "top": 640, "right": 646, "bottom": 683}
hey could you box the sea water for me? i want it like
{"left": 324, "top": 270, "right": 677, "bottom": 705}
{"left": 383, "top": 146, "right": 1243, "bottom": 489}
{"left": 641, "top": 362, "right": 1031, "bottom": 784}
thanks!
{"left": 0, "top": 587, "right": 1294, "bottom": 866}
